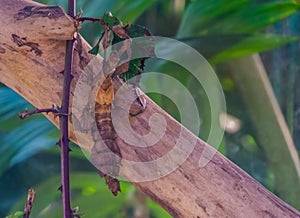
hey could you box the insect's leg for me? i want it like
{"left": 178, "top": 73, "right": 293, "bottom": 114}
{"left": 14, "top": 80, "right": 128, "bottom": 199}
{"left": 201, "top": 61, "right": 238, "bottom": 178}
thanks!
{"left": 130, "top": 86, "right": 147, "bottom": 116}
{"left": 102, "top": 27, "right": 110, "bottom": 61}
{"left": 111, "top": 38, "right": 132, "bottom": 78}
{"left": 131, "top": 62, "right": 147, "bottom": 111}
{"left": 103, "top": 29, "right": 121, "bottom": 78}
{"left": 112, "top": 77, "right": 146, "bottom": 116}
{"left": 119, "top": 37, "right": 132, "bottom": 64}
{"left": 115, "top": 63, "right": 147, "bottom": 115}
{"left": 128, "top": 64, "right": 147, "bottom": 115}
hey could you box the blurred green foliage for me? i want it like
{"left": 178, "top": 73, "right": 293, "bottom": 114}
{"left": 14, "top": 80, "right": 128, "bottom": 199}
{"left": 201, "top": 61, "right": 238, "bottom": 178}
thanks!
{"left": 1, "top": 0, "right": 300, "bottom": 217}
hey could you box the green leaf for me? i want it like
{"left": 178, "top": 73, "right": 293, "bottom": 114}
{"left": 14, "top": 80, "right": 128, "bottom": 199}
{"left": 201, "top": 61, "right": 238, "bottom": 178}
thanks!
{"left": 178, "top": 0, "right": 300, "bottom": 37}
{"left": 88, "top": 44, "right": 100, "bottom": 55}
{"left": 0, "top": 87, "right": 57, "bottom": 176}
{"left": 103, "top": 12, "right": 122, "bottom": 27}
{"left": 0, "top": 87, "right": 29, "bottom": 122}
{"left": 177, "top": 0, "right": 252, "bottom": 37}
{"left": 210, "top": 34, "right": 298, "bottom": 63}
{"left": 0, "top": 119, "right": 56, "bottom": 175}
{"left": 5, "top": 211, "right": 24, "bottom": 218}
{"left": 180, "top": 34, "right": 298, "bottom": 63}
{"left": 147, "top": 199, "right": 172, "bottom": 218}
{"left": 80, "top": 0, "right": 119, "bottom": 18}
{"left": 207, "top": 1, "right": 300, "bottom": 34}
{"left": 9, "top": 173, "right": 132, "bottom": 218}
{"left": 77, "top": 0, "right": 119, "bottom": 44}
{"left": 112, "top": 0, "right": 157, "bottom": 23}
{"left": 179, "top": 34, "right": 251, "bottom": 59}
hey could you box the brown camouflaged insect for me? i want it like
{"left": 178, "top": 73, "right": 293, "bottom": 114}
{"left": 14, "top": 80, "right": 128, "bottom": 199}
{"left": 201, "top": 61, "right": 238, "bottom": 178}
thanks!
{"left": 80, "top": 12, "right": 153, "bottom": 195}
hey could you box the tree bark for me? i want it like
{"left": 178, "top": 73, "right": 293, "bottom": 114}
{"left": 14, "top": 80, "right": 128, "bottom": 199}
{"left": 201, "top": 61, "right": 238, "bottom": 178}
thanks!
{"left": 0, "top": 0, "right": 300, "bottom": 217}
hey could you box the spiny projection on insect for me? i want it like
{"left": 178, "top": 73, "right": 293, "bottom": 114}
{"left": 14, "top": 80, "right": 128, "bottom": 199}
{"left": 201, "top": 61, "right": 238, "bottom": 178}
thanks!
{"left": 77, "top": 12, "right": 154, "bottom": 196}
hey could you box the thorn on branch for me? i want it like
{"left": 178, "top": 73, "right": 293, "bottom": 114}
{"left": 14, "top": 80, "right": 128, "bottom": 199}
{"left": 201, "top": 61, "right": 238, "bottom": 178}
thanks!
{"left": 56, "top": 140, "right": 62, "bottom": 147}
{"left": 23, "top": 187, "right": 35, "bottom": 218}
{"left": 58, "top": 185, "right": 63, "bottom": 192}
{"left": 59, "top": 70, "right": 74, "bottom": 80}
{"left": 56, "top": 139, "right": 72, "bottom": 152}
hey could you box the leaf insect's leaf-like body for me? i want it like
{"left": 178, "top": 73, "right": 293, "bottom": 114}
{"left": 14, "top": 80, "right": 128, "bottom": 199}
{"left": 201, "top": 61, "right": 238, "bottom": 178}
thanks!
{"left": 87, "top": 11, "right": 154, "bottom": 196}
{"left": 112, "top": 24, "right": 155, "bottom": 83}
{"left": 92, "top": 75, "right": 121, "bottom": 196}
{"left": 88, "top": 44, "right": 100, "bottom": 55}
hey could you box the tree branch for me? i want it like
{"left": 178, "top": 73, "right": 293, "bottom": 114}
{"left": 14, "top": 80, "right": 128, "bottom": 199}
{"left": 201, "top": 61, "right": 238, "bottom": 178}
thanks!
{"left": 23, "top": 188, "right": 35, "bottom": 218}
{"left": 0, "top": 0, "right": 299, "bottom": 217}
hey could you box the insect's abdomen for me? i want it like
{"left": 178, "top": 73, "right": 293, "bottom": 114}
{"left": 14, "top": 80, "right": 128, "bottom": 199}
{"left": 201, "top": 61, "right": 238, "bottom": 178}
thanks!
{"left": 91, "top": 76, "right": 121, "bottom": 196}
{"left": 95, "top": 104, "right": 116, "bottom": 140}
{"left": 94, "top": 103, "right": 121, "bottom": 156}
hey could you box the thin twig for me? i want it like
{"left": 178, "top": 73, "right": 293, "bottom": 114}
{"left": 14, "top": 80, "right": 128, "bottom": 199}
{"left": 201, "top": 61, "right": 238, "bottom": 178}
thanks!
{"left": 19, "top": 107, "right": 62, "bottom": 119}
{"left": 59, "top": 0, "right": 76, "bottom": 217}
{"left": 77, "top": 17, "right": 103, "bottom": 23}
{"left": 23, "top": 188, "right": 35, "bottom": 218}
{"left": 60, "top": 34, "right": 74, "bottom": 218}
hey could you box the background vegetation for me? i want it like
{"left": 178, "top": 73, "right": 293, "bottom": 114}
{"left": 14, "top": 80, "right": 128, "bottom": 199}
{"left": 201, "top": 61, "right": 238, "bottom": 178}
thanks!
{"left": 1, "top": 0, "right": 300, "bottom": 217}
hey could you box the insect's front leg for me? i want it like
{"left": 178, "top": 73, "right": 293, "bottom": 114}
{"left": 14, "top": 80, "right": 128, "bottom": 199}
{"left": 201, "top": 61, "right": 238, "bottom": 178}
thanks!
{"left": 130, "top": 86, "right": 147, "bottom": 116}
{"left": 111, "top": 41, "right": 147, "bottom": 115}
{"left": 111, "top": 38, "right": 132, "bottom": 77}
{"left": 112, "top": 77, "right": 147, "bottom": 117}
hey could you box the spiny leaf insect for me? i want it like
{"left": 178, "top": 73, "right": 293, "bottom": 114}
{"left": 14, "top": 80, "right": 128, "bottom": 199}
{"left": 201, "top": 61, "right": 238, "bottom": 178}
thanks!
{"left": 77, "top": 12, "right": 154, "bottom": 196}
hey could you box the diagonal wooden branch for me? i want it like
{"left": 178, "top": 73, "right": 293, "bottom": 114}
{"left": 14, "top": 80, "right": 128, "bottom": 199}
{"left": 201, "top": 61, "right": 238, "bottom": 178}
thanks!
{"left": 0, "top": 0, "right": 299, "bottom": 217}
